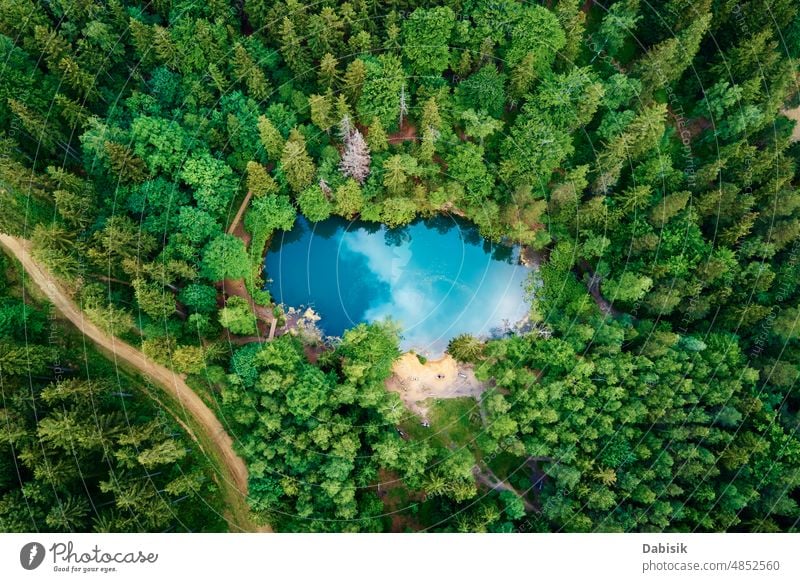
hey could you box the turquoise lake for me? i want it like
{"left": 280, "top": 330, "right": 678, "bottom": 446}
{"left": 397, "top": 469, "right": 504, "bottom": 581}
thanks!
{"left": 265, "top": 215, "right": 531, "bottom": 357}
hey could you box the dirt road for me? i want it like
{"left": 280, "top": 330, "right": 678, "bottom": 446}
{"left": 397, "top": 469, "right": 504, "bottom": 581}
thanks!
{"left": 0, "top": 235, "right": 267, "bottom": 532}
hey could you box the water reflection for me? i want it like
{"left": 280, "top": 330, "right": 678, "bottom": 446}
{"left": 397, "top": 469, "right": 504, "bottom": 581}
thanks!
{"left": 266, "top": 216, "right": 531, "bottom": 357}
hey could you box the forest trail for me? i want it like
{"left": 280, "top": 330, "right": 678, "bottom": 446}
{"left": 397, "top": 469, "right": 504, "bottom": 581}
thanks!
{"left": 0, "top": 235, "right": 268, "bottom": 533}
{"left": 472, "top": 466, "right": 536, "bottom": 513}
{"left": 227, "top": 190, "right": 253, "bottom": 237}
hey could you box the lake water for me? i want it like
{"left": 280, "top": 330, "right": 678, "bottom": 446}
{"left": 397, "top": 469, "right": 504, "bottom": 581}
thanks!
{"left": 265, "top": 215, "right": 531, "bottom": 357}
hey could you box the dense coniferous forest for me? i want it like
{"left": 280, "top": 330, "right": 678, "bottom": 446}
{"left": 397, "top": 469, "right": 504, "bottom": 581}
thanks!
{"left": 0, "top": 253, "right": 226, "bottom": 531}
{"left": 0, "top": 0, "right": 799, "bottom": 532}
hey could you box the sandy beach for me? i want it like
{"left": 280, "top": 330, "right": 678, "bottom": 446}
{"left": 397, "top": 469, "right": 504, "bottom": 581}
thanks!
{"left": 386, "top": 352, "right": 487, "bottom": 417}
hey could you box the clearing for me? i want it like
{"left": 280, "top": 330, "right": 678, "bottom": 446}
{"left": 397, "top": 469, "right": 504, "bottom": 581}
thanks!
{"left": 386, "top": 352, "right": 487, "bottom": 418}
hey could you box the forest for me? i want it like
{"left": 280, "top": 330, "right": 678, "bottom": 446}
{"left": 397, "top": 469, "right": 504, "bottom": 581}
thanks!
{"left": 0, "top": 0, "right": 799, "bottom": 532}
{"left": 0, "top": 252, "right": 226, "bottom": 531}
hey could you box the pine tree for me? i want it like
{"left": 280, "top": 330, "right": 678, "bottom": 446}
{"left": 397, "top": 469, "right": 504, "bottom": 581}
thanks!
{"left": 32, "top": 25, "right": 70, "bottom": 71}
{"left": 318, "top": 53, "right": 338, "bottom": 89}
{"left": 54, "top": 93, "right": 89, "bottom": 129}
{"left": 104, "top": 141, "right": 148, "bottom": 183}
{"left": 366, "top": 117, "right": 388, "bottom": 152}
{"left": 335, "top": 95, "right": 352, "bottom": 127}
{"left": 233, "top": 44, "right": 271, "bottom": 101}
{"left": 510, "top": 53, "right": 537, "bottom": 100}
{"left": 343, "top": 58, "right": 366, "bottom": 104}
{"left": 207, "top": 63, "right": 229, "bottom": 94}
{"left": 258, "top": 115, "right": 285, "bottom": 161}
{"left": 306, "top": 6, "right": 344, "bottom": 59}
{"left": 334, "top": 179, "right": 364, "bottom": 219}
{"left": 383, "top": 154, "right": 414, "bottom": 195}
{"left": 246, "top": 161, "right": 278, "bottom": 197}
{"left": 0, "top": 342, "right": 51, "bottom": 376}
{"left": 454, "top": 51, "right": 472, "bottom": 78}
{"left": 128, "top": 18, "right": 155, "bottom": 67}
{"left": 279, "top": 17, "right": 310, "bottom": 80}
{"left": 634, "top": 13, "right": 711, "bottom": 101}
{"left": 280, "top": 129, "right": 315, "bottom": 193}
{"left": 7, "top": 98, "right": 58, "bottom": 152}
{"left": 348, "top": 30, "right": 373, "bottom": 56}
{"left": 153, "top": 25, "right": 178, "bottom": 69}
{"left": 55, "top": 184, "right": 92, "bottom": 227}
{"left": 59, "top": 56, "right": 98, "bottom": 100}
{"left": 383, "top": 19, "right": 401, "bottom": 53}
{"left": 553, "top": 0, "right": 586, "bottom": 66}
{"left": 594, "top": 0, "right": 640, "bottom": 59}
{"left": 419, "top": 97, "right": 442, "bottom": 161}
{"left": 309, "top": 93, "right": 334, "bottom": 133}
{"left": 0, "top": 0, "right": 48, "bottom": 39}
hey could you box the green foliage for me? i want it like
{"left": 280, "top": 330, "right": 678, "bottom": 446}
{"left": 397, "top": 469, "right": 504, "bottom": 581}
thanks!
{"left": 221, "top": 325, "right": 410, "bottom": 530}
{"left": 3, "top": 0, "right": 800, "bottom": 533}
{"left": 356, "top": 55, "right": 405, "bottom": 130}
{"left": 280, "top": 129, "right": 316, "bottom": 193}
{"left": 219, "top": 296, "right": 257, "bottom": 335}
{"left": 245, "top": 194, "right": 296, "bottom": 235}
{"left": 601, "top": 272, "right": 653, "bottom": 304}
{"left": 595, "top": 0, "right": 641, "bottom": 58}
{"left": 181, "top": 152, "right": 237, "bottom": 218}
{"left": 402, "top": 7, "right": 455, "bottom": 76}
{"left": 0, "top": 264, "right": 223, "bottom": 532}
{"left": 298, "top": 184, "right": 333, "bottom": 222}
{"left": 334, "top": 179, "right": 364, "bottom": 220}
{"left": 505, "top": 5, "right": 566, "bottom": 74}
{"left": 366, "top": 117, "right": 389, "bottom": 152}
{"left": 446, "top": 143, "right": 493, "bottom": 205}
{"left": 133, "top": 278, "right": 176, "bottom": 319}
{"left": 179, "top": 283, "right": 219, "bottom": 314}
{"left": 500, "top": 106, "right": 573, "bottom": 187}
{"left": 257, "top": 115, "right": 285, "bottom": 161}
{"left": 246, "top": 161, "right": 278, "bottom": 197}
{"left": 447, "top": 333, "right": 484, "bottom": 363}
{"left": 201, "top": 234, "right": 250, "bottom": 282}
{"left": 474, "top": 326, "right": 800, "bottom": 532}
{"left": 455, "top": 65, "right": 507, "bottom": 119}
{"left": 380, "top": 197, "right": 417, "bottom": 228}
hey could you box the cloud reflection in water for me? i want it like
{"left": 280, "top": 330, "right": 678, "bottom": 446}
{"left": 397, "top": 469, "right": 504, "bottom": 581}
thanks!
{"left": 266, "top": 216, "right": 531, "bottom": 357}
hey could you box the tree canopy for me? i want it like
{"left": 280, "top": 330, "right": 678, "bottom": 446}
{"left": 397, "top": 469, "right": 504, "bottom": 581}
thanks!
{"left": 1, "top": 0, "right": 799, "bottom": 534}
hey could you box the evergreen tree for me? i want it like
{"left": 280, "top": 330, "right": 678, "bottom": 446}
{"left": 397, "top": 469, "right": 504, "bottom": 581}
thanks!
{"left": 280, "top": 129, "right": 315, "bottom": 193}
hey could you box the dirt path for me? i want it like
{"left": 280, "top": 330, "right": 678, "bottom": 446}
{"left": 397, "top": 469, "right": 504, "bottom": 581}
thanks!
{"left": 220, "top": 278, "right": 275, "bottom": 324}
{"left": 387, "top": 122, "right": 418, "bottom": 145}
{"left": 227, "top": 191, "right": 253, "bottom": 237}
{"left": 472, "top": 466, "right": 536, "bottom": 513}
{"left": 578, "top": 261, "right": 621, "bottom": 318}
{"left": 386, "top": 353, "right": 487, "bottom": 417}
{"left": 0, "top": 235, "right": 268, "bottom": 533}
